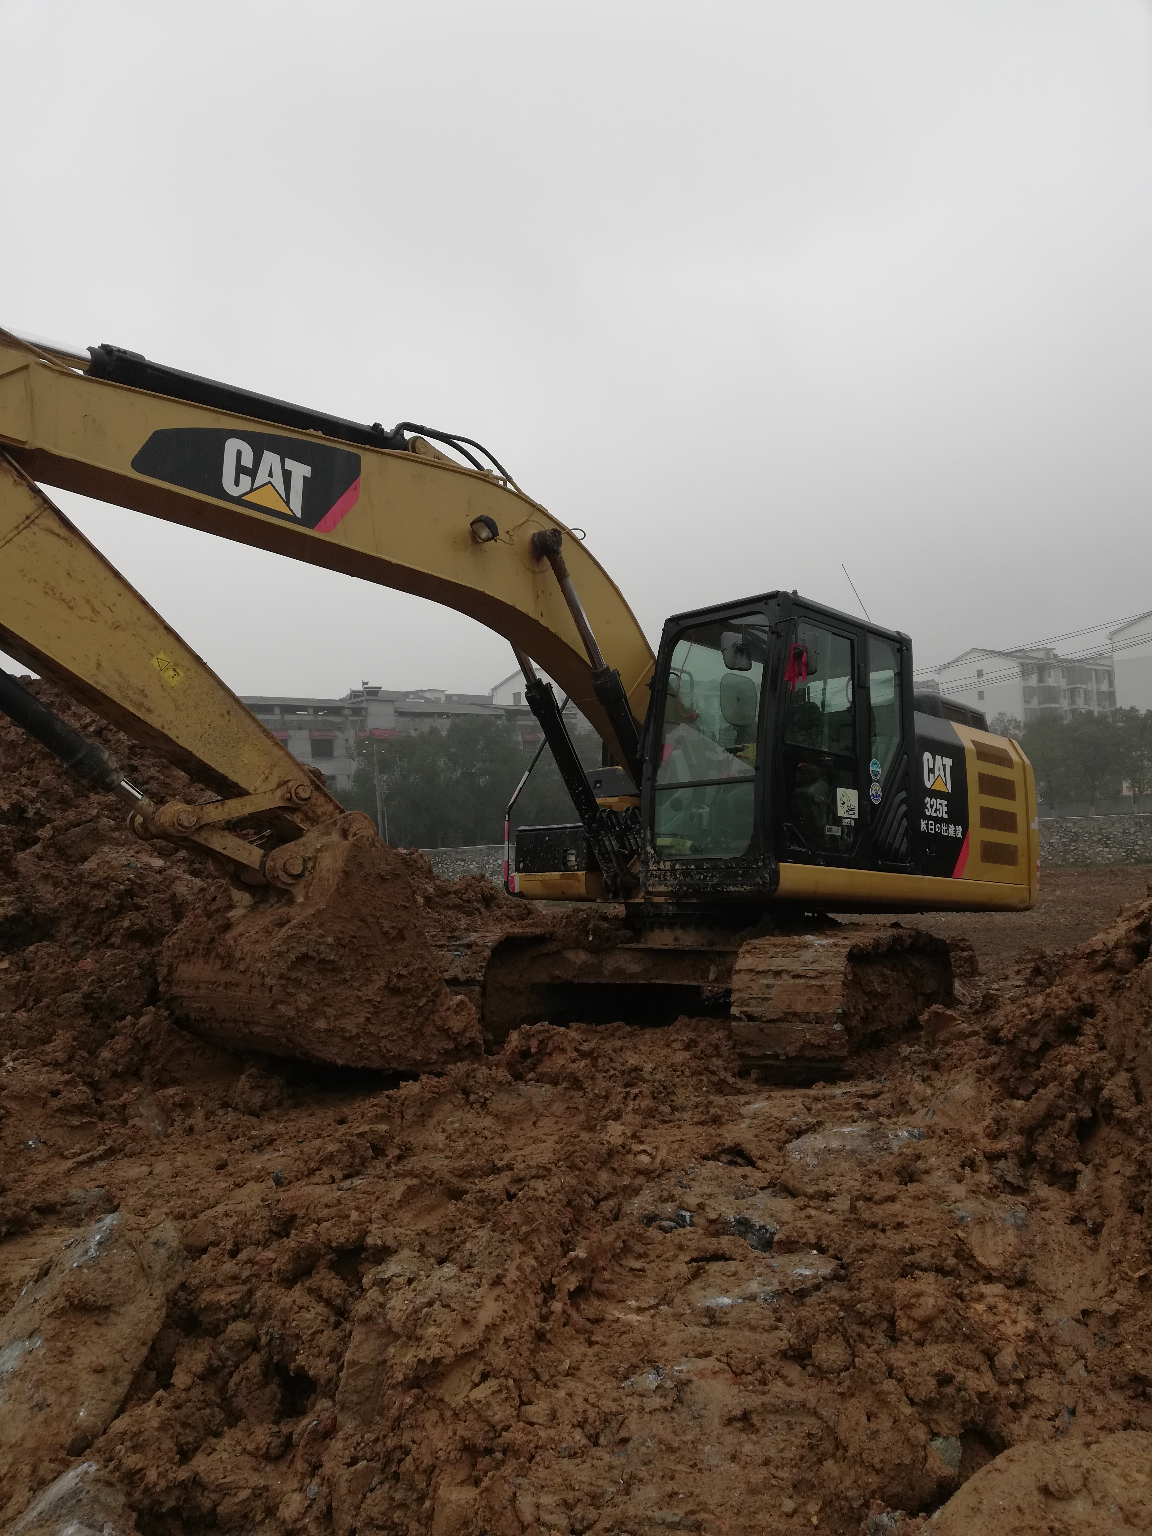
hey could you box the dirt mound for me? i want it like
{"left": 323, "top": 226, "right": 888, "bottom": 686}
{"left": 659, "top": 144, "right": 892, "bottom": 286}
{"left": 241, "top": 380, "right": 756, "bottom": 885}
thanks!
{"left": 159, "top": 832, "right": 487, "bottom": 1073}
{"left": 919, "top": 1429, "right": 1152, "bottom": 1532}
{"left": 390, "top": 851, "right": 538, "bottom": 947}
{"left": 0, "top": 682, "right": 234, "bottom": 1247}
{"left": 2, "top": 688, "right": 1152, "bottom": 1535}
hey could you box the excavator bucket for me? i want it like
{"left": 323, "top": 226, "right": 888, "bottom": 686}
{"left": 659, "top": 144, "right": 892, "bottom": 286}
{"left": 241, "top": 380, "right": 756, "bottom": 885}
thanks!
{"left": 158, "top": 817, "right": 482, "bottom": 1069}
{"left": 160, "top": 817, "right": 484, "bottom": 1073}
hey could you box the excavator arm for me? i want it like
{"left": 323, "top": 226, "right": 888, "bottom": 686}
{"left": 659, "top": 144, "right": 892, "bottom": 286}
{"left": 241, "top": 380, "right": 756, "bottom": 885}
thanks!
{"left": 0, "top": 323, "right": 657, "bottom": 1069}
{"left": 0, "top": 326, "right": 655, "bottom": 783}
{"left": 0, "top": 323, "right": 662, "bottom": 1070}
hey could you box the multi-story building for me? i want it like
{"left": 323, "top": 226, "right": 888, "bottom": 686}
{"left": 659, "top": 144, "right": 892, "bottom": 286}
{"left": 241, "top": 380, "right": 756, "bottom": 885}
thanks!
{"left": 920, "top": 646, "right": 1117, "bottom": 724}
{"left": 1110, "top": 612, "right": 1152, "bottom": 711}
{"left": 240, "top": 677, "right": 590, "bottom": 793}
{"left": 488, "top": 667, "right": 594, "bottom": 734}
{"left": 239, "top": 686, "right": 392, "bottom": 794}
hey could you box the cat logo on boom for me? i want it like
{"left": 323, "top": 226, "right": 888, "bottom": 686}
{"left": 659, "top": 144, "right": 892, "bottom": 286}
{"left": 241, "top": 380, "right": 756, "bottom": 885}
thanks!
{"left": 923, "top": 752, "right": 953, "bottom": 794}
{"left": 132, "top": 428, "right": 362, "bottom": 533}
{"left": 222, "top": 438, "right": 312, "bottom": 519}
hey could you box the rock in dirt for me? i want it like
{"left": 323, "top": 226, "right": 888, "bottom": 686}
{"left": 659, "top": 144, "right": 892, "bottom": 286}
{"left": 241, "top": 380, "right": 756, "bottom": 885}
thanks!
{"left": 924, "top": 1430, "right": 1152, "bottom": 1533}
{"left": 1, "top": 1462, "right": 136, "bottom": 1536}
{"left": 0, "top": 1213, "right": 184, "bottom": 1520}
{"left": 782, "top": 1123, "right": 926, "bottom": 1192}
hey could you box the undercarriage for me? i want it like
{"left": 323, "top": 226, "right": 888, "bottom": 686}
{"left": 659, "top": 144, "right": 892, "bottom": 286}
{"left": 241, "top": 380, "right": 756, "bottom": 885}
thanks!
{"left": 157, "top": 828, "right": 953, "bottom": 1079}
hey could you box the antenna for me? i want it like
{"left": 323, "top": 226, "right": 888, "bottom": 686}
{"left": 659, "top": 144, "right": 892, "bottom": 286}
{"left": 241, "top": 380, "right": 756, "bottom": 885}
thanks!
{"left": 841, "top": 564, "right": 871, "bottom": 622}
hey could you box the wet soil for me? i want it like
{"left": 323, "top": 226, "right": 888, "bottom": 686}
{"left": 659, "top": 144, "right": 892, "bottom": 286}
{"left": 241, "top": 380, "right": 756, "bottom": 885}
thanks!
{"left": 2, "top": 685, "right": 1152, "bottom": 1536}
{"left": 855, "top": 863, "right": 1152, "bottom": 985}
{"left": 160, "top": 834, "right": 489, "bottom": 1073}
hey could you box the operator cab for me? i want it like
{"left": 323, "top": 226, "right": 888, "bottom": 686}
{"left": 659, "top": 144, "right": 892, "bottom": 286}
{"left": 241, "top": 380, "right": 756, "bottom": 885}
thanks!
{"left": 640, "top": 591, "right": 972, "bottom": 901}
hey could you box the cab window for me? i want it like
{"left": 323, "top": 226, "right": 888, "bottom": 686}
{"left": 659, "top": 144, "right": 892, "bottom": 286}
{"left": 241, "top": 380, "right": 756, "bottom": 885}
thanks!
{"left": 781, "top": 621, "right": 860, "bottom": 857}
{"left": 654, "top": 618, "right": 766, "bottom": 860}
{"left": 868, "top": 636, "right": 903, "bottom": 781}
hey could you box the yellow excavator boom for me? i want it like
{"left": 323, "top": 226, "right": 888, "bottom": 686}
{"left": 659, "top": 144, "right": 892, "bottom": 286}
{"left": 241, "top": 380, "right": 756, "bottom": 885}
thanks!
{"left": 0, "top": 329, "right": 654, "bottom": 771}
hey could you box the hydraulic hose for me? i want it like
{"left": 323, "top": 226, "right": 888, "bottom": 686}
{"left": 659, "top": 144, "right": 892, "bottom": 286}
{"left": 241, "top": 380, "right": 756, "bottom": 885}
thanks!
{"left": 0, "top": 668, "right": 149, "bottom": 806}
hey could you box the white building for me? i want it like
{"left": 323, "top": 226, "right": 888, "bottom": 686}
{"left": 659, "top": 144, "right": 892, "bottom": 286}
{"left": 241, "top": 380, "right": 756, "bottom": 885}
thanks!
{"left": 921, "top": 645, "right": 1116, "bottom": 724}
{"left": 489, "top": 667, "right": 594, "bottom": 734}
{"left": 239, "top": 685, "right": 400, "bottom": 794}
{"left": 1110, "top": 612, "right": 1152, "bottom": 711}
{"left": 242, "top": 672, "right": 591, "bottom": 793}
{"left": 489, "top": 669, "right": 526, "bottom": 708}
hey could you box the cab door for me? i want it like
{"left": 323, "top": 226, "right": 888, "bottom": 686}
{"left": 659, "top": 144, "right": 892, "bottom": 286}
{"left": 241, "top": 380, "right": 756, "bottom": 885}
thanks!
{"left": 776, "top": 614, "right": 913, "bottom": 871}
{"left": 864, "top": 632, "right": 912, "bottom": 868}
{"left": 777, "top": 614, "right": 865, "bottom": 863}
{"left": 648, "top": 613, "right": 770, "bottom": 870}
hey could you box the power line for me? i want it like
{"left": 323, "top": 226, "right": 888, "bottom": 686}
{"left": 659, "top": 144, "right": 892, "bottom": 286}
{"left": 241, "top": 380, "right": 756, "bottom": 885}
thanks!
{"left": 914, "top": 609, "right": 1152, "bottom": 677}
{"left": 926, "top": 633, "right": 1151, "bottom": 699}
{"left": 999, "top": 610, "right": 1150, "bottom": 654}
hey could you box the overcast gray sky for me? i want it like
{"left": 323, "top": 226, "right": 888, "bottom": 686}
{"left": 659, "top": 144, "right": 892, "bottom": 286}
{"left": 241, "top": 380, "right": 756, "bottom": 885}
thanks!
{"left": 3, "top": 0, "right": 1151, "bottom": 698}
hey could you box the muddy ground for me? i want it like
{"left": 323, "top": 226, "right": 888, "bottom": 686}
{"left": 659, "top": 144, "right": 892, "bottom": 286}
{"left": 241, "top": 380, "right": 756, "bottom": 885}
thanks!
{"left": 2, "top": 686, "right": 1151, "bottom": 1536}
{"left": 857, "top": 864, "right": 1152, "bottom": 984}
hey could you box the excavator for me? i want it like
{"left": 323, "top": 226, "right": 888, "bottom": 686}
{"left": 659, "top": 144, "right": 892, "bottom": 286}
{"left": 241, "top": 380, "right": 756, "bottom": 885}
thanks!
{"left": 0, "top": 325, "right": 1038, "bottom": 1077}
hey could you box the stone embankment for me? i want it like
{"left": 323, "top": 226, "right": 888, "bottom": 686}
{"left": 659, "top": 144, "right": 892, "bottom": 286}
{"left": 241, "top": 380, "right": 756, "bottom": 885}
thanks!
{"left": 1039, "top": 814, "right": 1152, "bottom": 867}
{"left": 419, "top": 822, "right": 1152, "bottom": 878}
{"left": 420, "top": 842, "right": 505, "bottom": 883}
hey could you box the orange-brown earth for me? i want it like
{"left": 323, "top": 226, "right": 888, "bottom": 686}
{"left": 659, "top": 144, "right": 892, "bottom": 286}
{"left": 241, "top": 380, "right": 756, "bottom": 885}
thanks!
{"left": 2, "top": 686, "right": 1151, "bottom": 1536}
{"left": 858, "top": 863, "right": 1152, "bottom": 986}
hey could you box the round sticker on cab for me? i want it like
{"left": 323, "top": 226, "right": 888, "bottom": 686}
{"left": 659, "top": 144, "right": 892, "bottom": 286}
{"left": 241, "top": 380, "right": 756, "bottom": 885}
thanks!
{"left": 869, "top": 782, "right": 883, "bottom": 806}
{"left": 869, "top": 759, "right": 882, "bottom": 780}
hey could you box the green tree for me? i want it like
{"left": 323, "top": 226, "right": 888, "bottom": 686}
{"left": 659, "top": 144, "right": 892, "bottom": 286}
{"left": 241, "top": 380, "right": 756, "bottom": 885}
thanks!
{"left": 1063, "top": 712, "right": 1122, "bottom": 802}
{"left": 1018, "top": 711, "right": 1124, "bottom": 805}
{"left": 341, "top": 717, "right": 601, "bottom": 847}
{"left": 988, "top": 712, "right": 1023, "bottom": 739}
{"left": 1016, "top": 714, "right": 1069, "bottom": 803}
{"left": 1113, "top": 708, "right": 1152, "bottom": 801}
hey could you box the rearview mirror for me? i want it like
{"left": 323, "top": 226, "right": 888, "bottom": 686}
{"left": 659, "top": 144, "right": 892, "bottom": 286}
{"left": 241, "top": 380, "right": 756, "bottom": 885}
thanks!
{"left": 721, "top": 631, "right": 752, "bottom": 671}
{"left": 720, "top": 672, "right": 758, "bottom": 727}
